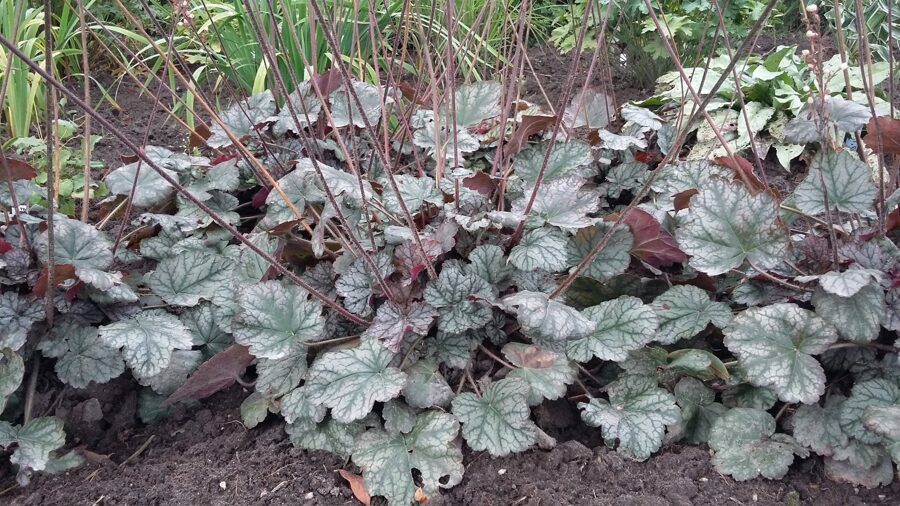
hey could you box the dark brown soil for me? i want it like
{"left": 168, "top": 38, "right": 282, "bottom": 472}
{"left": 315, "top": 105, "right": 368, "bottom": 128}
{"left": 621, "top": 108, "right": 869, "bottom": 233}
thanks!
{"left": 6, "top": 386, "right": 899, "bottom": 506}
{"left": 520, "top": 45, "right": 648, "bottom": 111}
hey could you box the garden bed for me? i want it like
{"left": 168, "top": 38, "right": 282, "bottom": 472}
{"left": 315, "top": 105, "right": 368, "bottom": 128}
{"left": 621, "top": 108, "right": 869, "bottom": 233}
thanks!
{"left": 4, "top": 42, "right": 900, "bottom": 506}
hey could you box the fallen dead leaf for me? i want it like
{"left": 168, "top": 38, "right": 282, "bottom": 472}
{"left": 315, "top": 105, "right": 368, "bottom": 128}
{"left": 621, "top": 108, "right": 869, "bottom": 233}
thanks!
{"left": 338, "top": 470, "right": 371, "bottom": 506}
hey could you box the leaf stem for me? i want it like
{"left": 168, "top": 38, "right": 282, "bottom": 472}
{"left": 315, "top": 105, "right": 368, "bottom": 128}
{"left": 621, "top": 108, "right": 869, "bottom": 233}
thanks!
{"left": 478, "top": 344, "right": 515, "bottom": 370}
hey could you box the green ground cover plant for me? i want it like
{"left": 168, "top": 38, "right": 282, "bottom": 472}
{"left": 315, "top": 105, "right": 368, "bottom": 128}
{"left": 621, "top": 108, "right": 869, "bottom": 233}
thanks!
{"left": 2, "top": 0, "right": 900, "bottom": 503}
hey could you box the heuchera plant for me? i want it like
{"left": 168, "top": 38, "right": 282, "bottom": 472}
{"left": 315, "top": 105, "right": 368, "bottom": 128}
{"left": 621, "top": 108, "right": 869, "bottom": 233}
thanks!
{"left": 2, "top": 54, "right": 900, "bottom": 503}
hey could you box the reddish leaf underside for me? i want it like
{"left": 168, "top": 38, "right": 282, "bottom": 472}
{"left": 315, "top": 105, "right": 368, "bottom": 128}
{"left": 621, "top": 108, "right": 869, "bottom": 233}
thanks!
{"left": 712, "top": 155, "right": 766, "bottom": 194}
{"left": 506, "top": 114, "right": 556, "bottom": 155}
{"left": 608, "top": 208, "right": 687, "bottom": 268}
{"left": 32, "top": 264, "right": 77, "bottom": 297}
{"left": 1, "top": 158, "right": 37, "bottom": 181}
{"left": 865, "top": 116, "right": 900, "bottom": 154}
{"left": 165, "top": 345, "right": 254, "bottom": 405}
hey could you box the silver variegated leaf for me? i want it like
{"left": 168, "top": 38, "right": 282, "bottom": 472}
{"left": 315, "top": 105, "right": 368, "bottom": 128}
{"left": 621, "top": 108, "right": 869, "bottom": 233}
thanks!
{"left": 514, "top": 141, "right": 594, "bottom": 182}
{"left": 353, "top": 411, "right": 463, "bottom": 506}
{"left": 305, "top": 340, "right": 406, "bottom": 423}
{"left": 145, "top": 249, "right": 233, "bottom": 306}
{"left": 724, "top": 303, "right": 837, "bottom": 404}
{"left": 362, "top": 301, "right": 437, "bottom": 352}
{"left": 0, "top": 292, "right": 45, "bottom": 351}
{"left": 812, "top": 284, "right": 884, "bottom": 343}
{"left": 99, "top": 310, "right": 193, "bottom": 378}
{"left": 651, "top": 285, "right": 732, "bottom": 344}
{"left": 502, "top": 291, "right": 595, "bottom": 352}
{"left": 232, "top": 281, "right": 324, "bottom": 360}
{"left": 676, "top": 178, "right": 787, "bottom": 276}
{"left": 503, "top": 343, "right": 576, "bottom": 406}
{"left": 567, "top": 296, "right": 658, "bottom": 362}
{"left": 566, "top": 223, "right": 633, "bottom": 282}
{"left": 509, "top": 228, "right": 570, "bottom": 272}
{"left": 255, "top": 346, "right": 308, "bottom": 399}
{"left": 452, "top": 378, "right": 537, "bottom": 456}
{"left": 424, "top": 267, "right": 494, "bottom": 334}
{"left": 792, "top": 149, "right": 876, "bottom": 215}
{"left": 38, "top": 319, "right": 124, "bottom": 389}
{"left": 579, "top": 375, "right": 681, "bottom": 461}
{"left": 709, "top": 408, "right": 805, "bottom": 480}
{"left": 207, "top": 90, "right": 276, "bottom": 148}
{"left": 336, "top": 252, "right": 393, "bottom": 317}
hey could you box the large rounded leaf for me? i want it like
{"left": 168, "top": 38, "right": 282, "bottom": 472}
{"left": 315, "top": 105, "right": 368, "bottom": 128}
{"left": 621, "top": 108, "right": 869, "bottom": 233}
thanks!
{"left": 232, "top": 281, "right": 325, "bottom": 360}
{"left": 709, "top": 408, "right": 806, "bottom": 481}
{"left": 567, "top": 296, "right": 658, "bottom": 362}
{"left": 451, "top": 378, "right": 537, "bottom": 456}
{"left": 724, "top": 303, "right": 838, "bottom": 404}
{"left": 676, "top": 179, "right": 787, "bottom": 276}
{"left": 353, "top": 411, "right": 463, "bottom": 506}
{"left": 793, "top": 149, "right": 876, "bottom": 215}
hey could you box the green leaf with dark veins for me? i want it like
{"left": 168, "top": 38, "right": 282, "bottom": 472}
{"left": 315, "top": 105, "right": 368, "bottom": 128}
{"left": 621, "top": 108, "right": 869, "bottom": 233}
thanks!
{"left": 402, "top": 359, "right": 454, "bottom": 409}
{"left": 1, "top": 417, "right": 66, "bottom": 471}
{"left": 424, "top": 267, "right": 494, "bottom": 334}
{"left": 502, "top": 291, "right": 595, "bottom": 352}
{"left": 812, "top": 284, "right": 884, "bottom": 343}
{"left": 579, "top": 376, "right": 681, "bottom": 461}
{"left": 362, "top": 301, "right": 437, "bottom": 353}
{"left": 255, "top": 346, "right": 307, "bottom": 399}
{"left": 509, "top": 228, "right": 570, "bottom": 272}
{"left": 305, "top": 340, "right": 406, "bottom": 423}
{"left": 676, "top": 178, "right": 787, "bottom": 276}
{"left": 232, "top": 281, "right": 324, "bottom": 360}
{"left": 99, "top": 310, "right": 193, "bottom": 378}
{"left": 791, "top": 395, "right": 848, "bottom": 456}
{"left": 651, "top": 285, "right": 732, "bottom": 344}
{"left": 0, "top": 349, "right": 24, "bottom": 413}
{"left": 670, "top": 377, "right": 727, "bottom": 444}
{"left": 0, "top": 292, "right": 45, "bottom": 351}
{"left": 336, "top": 252, "right": 394, "bottom": 317}
{"left": 724, "top": 303, "right": 837, "bottom": 404}
{"left": 503, "top": 343, "right": 576, "bottom": 406}
{"left": 709, "top": 408, "right": 806, "bottom": 480}
{"left": 568, "top": 296, "right": 658, "bottom": 362}
{"left": 145, "top": 249, "right": 233, "bottom": 306}
{"left": 514, "top": 141, "right": 594, "bottom": 183}
{"left": 353, "top": 411, "right": 463, "bottom": 506}
{"left": 793, "top": 149, "right": 876, "bottom": 215}
{"left": 452, "top": 378, "right": 537, "bottom": 456}
{"left": 38, "top": 319, "right": 124, "bottom": 389}
{"left": 567, "top": 223, "right": 633, "bottom": 282}
{"left": 839, "top": 378, "right": 900, "bottom": 445}
{"left": 287, "top": 416, "right": 364, "bottom": 457}
{"left": 207, "top": 90, "right": 276, "bottom": 148}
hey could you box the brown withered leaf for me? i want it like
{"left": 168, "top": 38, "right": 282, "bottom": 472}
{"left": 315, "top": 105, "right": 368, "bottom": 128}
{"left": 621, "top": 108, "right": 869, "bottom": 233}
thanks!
{"left": 165, "top": 345, "right": 254, "bottom": 405}
{"left": 32, "top": 264, "right": 77, "bottom": 297}
{"left": 865, "top": 116, "right": 900, "bottom": 154}
{"left": 0, "top": 157, "right": 37, "bottom": 181}
{"left": 673, "top": 189, "right": 698, "bottom": 211}
{"left": 462, "top": 171, "right": 496, "bottom": 196}
{"left": 506, "top": 115, "right": 556, "bottom": 155}
{"left": 188, "top": 124, "right": 211, "bottom": 151}
{"left": 712, "top": 155, "right": 766, "bottom": 194}
{"left": 338, "top": 470, "right": 372, "bottom": 506}
{"left": 503, "top": 344, "right": 556, "bottom": 369}
{"left": 608, "top": 208, "right": 687, "bottom": 268}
